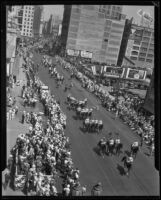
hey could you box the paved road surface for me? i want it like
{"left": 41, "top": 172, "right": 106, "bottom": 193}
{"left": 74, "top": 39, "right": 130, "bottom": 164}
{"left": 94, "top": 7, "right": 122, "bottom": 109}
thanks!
{"left": 32, "top": 52, "right": 159, "bottom": 196}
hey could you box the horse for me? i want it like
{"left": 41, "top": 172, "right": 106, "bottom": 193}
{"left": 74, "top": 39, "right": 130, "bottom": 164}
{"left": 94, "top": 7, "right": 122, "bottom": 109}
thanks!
{"left": 115, "top": 142, "right": 123, "bottom": 156}
{"left": 130, "top": 145, "right": 139, "bottom": 159}
{"left": 122, "top": 156, "right": 133, "bottom": 176}
{"left": 107, "top": 139, "right": 115, "bottom": 156}
{"left": 97, "top": 140, "right": 107, "bottom": 158}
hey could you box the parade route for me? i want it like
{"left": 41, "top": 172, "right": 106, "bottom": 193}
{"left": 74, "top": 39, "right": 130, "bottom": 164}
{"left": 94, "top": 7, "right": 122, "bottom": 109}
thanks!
{"left": 33, "top": 52, "right": 159, "bottom": 196}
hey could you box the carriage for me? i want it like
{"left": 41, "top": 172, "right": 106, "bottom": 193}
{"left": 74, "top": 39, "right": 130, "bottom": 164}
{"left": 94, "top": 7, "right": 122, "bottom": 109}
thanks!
{"left": 130, "top": 142, "right": 139, "bottom": 158}
{"left": 67, "top": 96, "right": 87, "bottom": 110}
{"left": 83, "top": 118, "right": 103, "bottom": 133}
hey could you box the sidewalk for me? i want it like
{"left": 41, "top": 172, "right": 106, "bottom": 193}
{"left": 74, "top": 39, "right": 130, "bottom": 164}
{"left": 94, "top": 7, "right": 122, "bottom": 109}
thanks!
{"left": 2, "top": 54, "right": 44, "bottom": 196}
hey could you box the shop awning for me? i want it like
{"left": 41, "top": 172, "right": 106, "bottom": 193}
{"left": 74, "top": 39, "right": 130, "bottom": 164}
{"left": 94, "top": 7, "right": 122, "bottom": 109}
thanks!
{"left": 7, "top": 45, "right": 15, "bottom": 59}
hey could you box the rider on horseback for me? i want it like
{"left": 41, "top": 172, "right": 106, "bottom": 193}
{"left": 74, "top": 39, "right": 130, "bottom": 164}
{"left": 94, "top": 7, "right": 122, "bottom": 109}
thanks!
{"left": 132, "top": 141, "right": 139, "bottom": 148}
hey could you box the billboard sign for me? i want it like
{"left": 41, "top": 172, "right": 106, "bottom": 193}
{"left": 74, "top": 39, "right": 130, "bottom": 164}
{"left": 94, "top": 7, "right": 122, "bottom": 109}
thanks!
{"left": 126, "top": 68, "right": 147, "bottom": 80}
{"left": 103, "top": 67, "right": 125, "bottom": 78}
{"left": 81, "top": 50, "right": 93, "bottom": 59}
{"left": 67, "top": 49, "right": 79, "bottom": 57}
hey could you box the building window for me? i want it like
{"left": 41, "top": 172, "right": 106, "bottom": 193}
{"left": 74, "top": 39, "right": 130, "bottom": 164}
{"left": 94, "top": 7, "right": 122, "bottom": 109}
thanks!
{"left": 141, "top": 42, "right": 148, "bottom": 48}
{"left": 104, "top": 32, "right": 110, "bottom": 38}
{"left": 146, "top": 59, "right": 153, "bottom": 63}
{"left": 102, "top": 43, "right": 107, "bottom": 50}
{"left": 133, "top": 46, "right": 139, "bottom": 50}
{"left": 148, "top": 49, "right": 154, "bottom": 54}
{"left": 130, "top": 56, "right": 137, "bottom": 60}
{"left": 140, "top": 47, "right": 147, "bottom": 52}
{"left": 134, "top": 40, "right": 140, "bottom": 45}
{"left": 108, "top": 47, "right": 119, "bottom": 52}
{"left": 139, "top": 52, "right": 146, "bottom": 57}
{"left": 109, "top": 40, "right": 120, "bottom": 46}
{"left": 110, "top": 34, "right": 122, "bottom": 40}
{"left": 105, "top": 20, "right": 112, "bottom": 27}
{"left": 149, "top": 44, "right": 154, "bottom": 49}
{"left": 143, "top": 31, "right": 151, "bottom": 37}
{"left": 112, "top": 23, "right": 124, "bottom": 29}
{"left": 131, "top": 51, "right": 139, "bottom": 56}
{"left": 104, "top": 26, "right": 111, "bottom": 32}
{"left": 138, "top": 57, "right": 145, "bottom": 61}
{"left": 147, "top": 54, "right": 153, "bottom": 58}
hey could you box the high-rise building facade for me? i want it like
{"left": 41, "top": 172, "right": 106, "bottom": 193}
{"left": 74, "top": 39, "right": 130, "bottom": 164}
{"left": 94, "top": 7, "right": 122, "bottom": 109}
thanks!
{"left": 21, "top": 5, "right": 35, "bottom": 37}
{"left": 14, "top": 5, "right": 42, "bottom": 38}
{"left": 33, "top": 6, "right": 43, "bottom": 38}
{"left": 123, "top": 24, "right": 154, "bottom": 69}
{"left": 61, "top": 5, "right": 126, "bottom": 64}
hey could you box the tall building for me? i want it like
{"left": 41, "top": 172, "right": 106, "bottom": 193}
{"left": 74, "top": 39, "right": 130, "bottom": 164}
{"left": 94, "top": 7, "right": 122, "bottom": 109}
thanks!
{"left": 122, "top": 24, "right": 154, "bottom": 69}
{"left": 33, "top": 6, "right": 43, "bottom": 37}
{"left": 14, "top": 5, "right": 42, "bottom": 38}
{"left": 117, "top": 17, "right": 133, "bottom": 66}
{"left": 20, "top": 5, "right": 35, "bottom": 37}
{"left": 61, "top": 5, "right": 126, "bottom": 64}
{"left": 46, "top": 14, "right": 54, "bottom": 37}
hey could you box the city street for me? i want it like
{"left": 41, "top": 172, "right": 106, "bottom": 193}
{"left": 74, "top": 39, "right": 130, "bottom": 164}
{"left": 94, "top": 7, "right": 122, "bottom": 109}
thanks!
{"left": 5, "top": 4, "right": 158, "bottom": 197}
{"left": 32, "top": 51, "right": 159, "bottom": 196}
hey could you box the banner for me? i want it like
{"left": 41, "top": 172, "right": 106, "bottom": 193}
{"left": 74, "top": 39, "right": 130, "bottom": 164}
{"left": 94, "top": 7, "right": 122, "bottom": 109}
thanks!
{"left": 67, "top": 49, "right": 79, "bottom": 57}
{"left": 80, "top": 50, "right": 93, "bottom": 59}
{"left": 126, "top": 68, "right": 147, "bottom": 80}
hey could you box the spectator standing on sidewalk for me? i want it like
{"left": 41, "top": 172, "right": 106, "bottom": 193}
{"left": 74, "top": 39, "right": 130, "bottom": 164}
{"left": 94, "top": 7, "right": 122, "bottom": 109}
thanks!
{"left": 11, "top": 108, "right": 15, "bottom": 120}
{"left": 13, "top": 97, "right": 17, "bottom": 106}
{"left": 9, "top": 109, "right": 12, "bottom": 120}
{"left": 15, "top": 105, "right": 18, "bottom": 115}
{"left": 3, "top": 168, "right": 11, "bottom": 190}
{"left": 22, "top": 111, "right": 26, "bottom": 124}
{"left": 82, "top": 185, "right": 87, "bottom": 196}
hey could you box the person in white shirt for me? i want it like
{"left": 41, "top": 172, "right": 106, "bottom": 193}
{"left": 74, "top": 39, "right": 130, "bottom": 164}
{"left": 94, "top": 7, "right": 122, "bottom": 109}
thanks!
{"left": 63, "top": 184, "right": 70, "bottom": 196}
